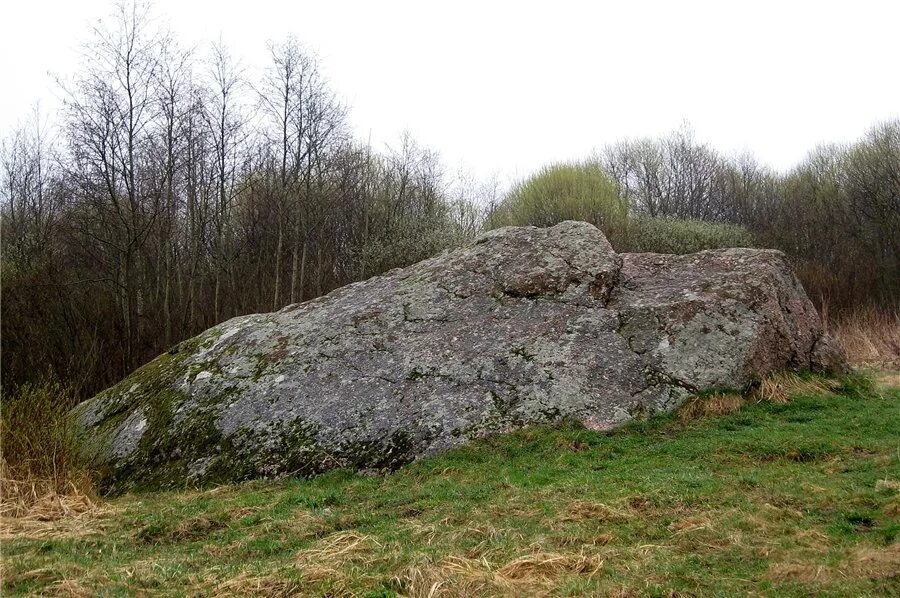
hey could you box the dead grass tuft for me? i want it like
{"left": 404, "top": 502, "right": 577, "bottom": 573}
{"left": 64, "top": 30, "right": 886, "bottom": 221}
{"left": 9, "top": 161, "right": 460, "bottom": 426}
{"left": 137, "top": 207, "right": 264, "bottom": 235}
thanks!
{"left": 551, "top": 531, "right": 614, "bottom": 548}
{"left": 227, "top": 505, "right": 263, "bottom": 520}
{"left": 767, "top": 543, "right": 900, "bottom": 584}
{"left": 767, "top": 562, "right": 831, "bottom": 583}
{"left": 4, "top": 567, "right": 62, "bottom": 588}
{"left": 849, "top": 543, "right": 900, "bottom": 579}
{"left": 561, "top": 500, "right": 631, "bottom": 523}
{"left": 208, "top": 571, "right": 305, "bottom": 597}
{"left": 400, "top": 555, "right": 502, "bottom": 597}
{"left": 872, "top": 370, "right": 900, "bottom": 389}
{"left": 2, "top": 565, "right": 94, "bottom": 596}
{"left": 754, "top": 372, "right": 838, "bottom": 404}
{"left": 677, "top": 368, "right": 854, "bottom": 426}
{"left": 497, "top": 551, "right": 604, "bottom": 581}
{"left": 0, "top": 473, "right": 97, "bottom": 520}
{"left": 0, "top": 485, "right": 115, "bottom": 541}
{"left": 875, "top": 479, "right": 900, "bottom": 493}
{"left": 41, "top": 577, "right": 93, "bottom": 597}
{"left": 169, "top": 515, "right": 230, "bottom": 541}
{"left": 293, "top": 531, "right": 384, "bottom": 583}
{"left": 667, "top": 515, "right": 711, "bottom": 534}
{"left": 1, "top": 381, "right": 97, "bottom": 521}
{"left": 400, "top": 550, "right": 604, "bottom": 597}
{"left": 625, "top": 494, "right": 652, "bottom": 511}
{"left": 678, "top": 392, "right": 745, "bottom": 421}
{"left": 793, "top": 529, "right": 832, "bottom": 554}
{"left": 830, "top": 307, "right": 900, "bottom": 368}
{"left": 883, "top": 499, "right": 900, "bottom": 518}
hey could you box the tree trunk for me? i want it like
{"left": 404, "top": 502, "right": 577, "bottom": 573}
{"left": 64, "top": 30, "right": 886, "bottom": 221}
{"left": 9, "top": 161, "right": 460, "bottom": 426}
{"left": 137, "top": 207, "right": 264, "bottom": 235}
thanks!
{"left": 298, "top": 241, "right": 308, "bottom": 303}
{"left": 164, "top": 260, "right": 171, "bottom": 347}
{"left": 290, "top": 217, "right": 300, "bottom": 304}
{"left": 316, "top": 243, "right": 324, "bottom": 296}
{"left": 124, "top": 249, "right": 136, "bottom": 371}
{"left": 273, "top": 219, "right": 283, "bottom": 310}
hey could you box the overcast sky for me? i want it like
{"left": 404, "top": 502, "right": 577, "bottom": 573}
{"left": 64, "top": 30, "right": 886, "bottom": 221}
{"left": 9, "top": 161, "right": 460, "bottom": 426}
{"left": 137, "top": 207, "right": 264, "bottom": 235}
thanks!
{"left": 2, "top": 0, "right": 898, "bottom": 182}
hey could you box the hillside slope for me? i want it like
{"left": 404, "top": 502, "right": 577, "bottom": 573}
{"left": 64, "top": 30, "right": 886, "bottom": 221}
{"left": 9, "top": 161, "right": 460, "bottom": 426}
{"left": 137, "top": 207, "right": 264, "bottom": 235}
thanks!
{"left": 4, "top": 373, "right": 898, "bottom": 596}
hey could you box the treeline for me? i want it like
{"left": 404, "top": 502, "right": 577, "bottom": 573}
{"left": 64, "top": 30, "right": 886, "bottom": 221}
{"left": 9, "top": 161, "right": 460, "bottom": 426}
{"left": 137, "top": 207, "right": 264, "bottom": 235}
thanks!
{"left": 489, "top": 124, "right": 900, "bottom": 310}
{"left": 602, "top": 125, "right": 900, "bottom": 308}
{"left": 2, "top": 4, "right": 898, "bottom": 403}
{"left": 1, "top": 5, "right": 484, "bottom": 400}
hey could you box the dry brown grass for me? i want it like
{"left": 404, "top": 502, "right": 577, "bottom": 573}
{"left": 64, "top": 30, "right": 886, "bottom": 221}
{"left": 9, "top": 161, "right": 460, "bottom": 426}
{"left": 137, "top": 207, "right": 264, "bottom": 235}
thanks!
{"left": 0, "top": 383, "right": 111, "bottom": 544}
{"left": 180, "top": 532, "right": 385, "bottom": 597}
{"left": 399, "top": 550, "right": 605, "bottom": 597}
{"left": 678, "top": 392, "right": 745, "bottom": 421}
{"left": 0, "top": 469, "right": 97, "bottom": 518}
{"left": 766, "top": 543, "right": 900, "bottom": 585}
{"left": 2, "top": 565, "right": 96, "bottom": 597}
{"left": 754, "top": 372, "right": 840, "bottom": 404}
{"left": 767, "top": 561, "right": 831, "bottom": 583}
{"left": 166, "top": 515, "right": 230, "bottom": 542}
{"left": 498, "top": 551, "right": 604, "bottom": 581}
{"left": 551, "top": 531, "right": 615, "bottom": 548}
{"left": 875, "top": 479, "right": 900, "bottom": 493}
{"left": 0, "top": 466, "right": 99, "bottom": 536}
{"left": 667, "top": 515, "right": 712, "bottom": 534}
{"left": 207, "top": 572, "right": 304, "bottom": 598}
{"left": 292, "top": 531, "right": 386, "bottom": 586}
{"left": 829, "top": 306, "right": 900, "bottom": 368}
{"left": 0, "top": 498, "right": 117, "bottom": 542}
{"left": 850, "top": 543, "right": 900, "bottom": 579}
{"left": 872, "top": 370, "right": 900, "bottom": 389}
{"left": 39, "top": 577, "right": 94, "bottom": 597}
{"left": 0, "top": 465, "right": 108, "bottom": 542}
{"left": 1, "top": 380, "right": 97, "bottom": 524}
{"left": 669, "top": 372, "right": 868, "bottom": 483}
{"left": 677, "top": 371, "right": 849, "bottom": 424}
{"left": 400, "top": 555, "right": 503, "bottom": 597}
{"left": 561, "top": 500, "right": 632, "bottom": 523}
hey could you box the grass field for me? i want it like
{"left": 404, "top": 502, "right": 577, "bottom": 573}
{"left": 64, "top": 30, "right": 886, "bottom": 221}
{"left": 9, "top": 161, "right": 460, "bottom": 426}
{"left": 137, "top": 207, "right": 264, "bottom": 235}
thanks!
{"left": 2, "top": 372, "right": 898, "bottom": 597}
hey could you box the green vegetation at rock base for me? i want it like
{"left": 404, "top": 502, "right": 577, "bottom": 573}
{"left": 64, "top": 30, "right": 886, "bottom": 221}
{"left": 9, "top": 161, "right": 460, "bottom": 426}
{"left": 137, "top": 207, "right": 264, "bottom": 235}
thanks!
{"left": 3, "top": 371, "right": 898, "bottom": 596}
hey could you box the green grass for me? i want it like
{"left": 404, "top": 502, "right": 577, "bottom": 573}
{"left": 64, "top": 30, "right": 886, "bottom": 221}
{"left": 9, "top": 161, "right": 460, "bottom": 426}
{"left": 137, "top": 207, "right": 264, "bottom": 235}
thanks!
{"left": 3, "top": 374, "right": 898, "bottom": 596}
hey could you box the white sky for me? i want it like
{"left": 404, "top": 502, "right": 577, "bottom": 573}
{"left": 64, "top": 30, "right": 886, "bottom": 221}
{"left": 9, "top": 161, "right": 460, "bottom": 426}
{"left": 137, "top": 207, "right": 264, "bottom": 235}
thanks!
{"left": 2, "top": 0, "right": 898, "bottom": 183}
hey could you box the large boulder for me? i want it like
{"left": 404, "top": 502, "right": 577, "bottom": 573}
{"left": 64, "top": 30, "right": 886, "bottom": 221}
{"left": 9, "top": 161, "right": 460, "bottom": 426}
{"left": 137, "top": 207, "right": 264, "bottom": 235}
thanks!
{"left": 73, "top": 221, "right": 847, "bottom": 491}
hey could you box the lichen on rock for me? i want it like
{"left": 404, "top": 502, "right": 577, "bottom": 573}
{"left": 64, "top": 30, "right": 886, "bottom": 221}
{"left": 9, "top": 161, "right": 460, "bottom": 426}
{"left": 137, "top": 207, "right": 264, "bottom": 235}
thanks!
{"left": 71, "top": 221, "right": 847, "bottom": 492}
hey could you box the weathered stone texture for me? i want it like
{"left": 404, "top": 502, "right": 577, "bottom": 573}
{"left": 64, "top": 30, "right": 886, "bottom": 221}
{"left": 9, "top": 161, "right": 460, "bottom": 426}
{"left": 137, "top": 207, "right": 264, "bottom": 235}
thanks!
{"left": 72, "top": 221, "right": 846, "bottom": 491}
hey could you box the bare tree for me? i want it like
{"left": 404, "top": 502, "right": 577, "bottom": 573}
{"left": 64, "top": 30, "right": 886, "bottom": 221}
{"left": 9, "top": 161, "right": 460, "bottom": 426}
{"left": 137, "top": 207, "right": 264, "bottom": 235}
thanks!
{"left": 1, "top": 106, "right": 62, "bottom": 269}
{"left": 60, "top": 0, "right": 162, "bottom": 370}
{"left": 152, "top": 38, "right": 192, "bottom": 345}
{"left": 205, "top": 40, "right": 245, "bottom": 322}
{"left": 258, "top": 38, "right": 347, "bottom": 307}
{"left": 2, "top": 4, "right": 465, "bottom": 401}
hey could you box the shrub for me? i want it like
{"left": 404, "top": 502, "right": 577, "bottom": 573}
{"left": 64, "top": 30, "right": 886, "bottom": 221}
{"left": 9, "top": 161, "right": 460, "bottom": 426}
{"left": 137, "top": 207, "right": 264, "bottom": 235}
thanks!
{"left": 487, "top": 162, "right": 628, "bottom": 243}
{"left": 620, "top": 216, "right": 756, "bottom": 254}
{"left": 0, "top": 379, "right": 95, "bottom": 516}
{"left": 485, "top": 162, "right": 756, "bottom": 255}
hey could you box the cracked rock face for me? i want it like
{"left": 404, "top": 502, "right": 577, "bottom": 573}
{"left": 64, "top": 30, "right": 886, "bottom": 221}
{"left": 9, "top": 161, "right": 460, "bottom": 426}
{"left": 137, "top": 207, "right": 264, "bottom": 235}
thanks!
{"left": 72, "top": 221, "right": 847, "bottom": 491}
